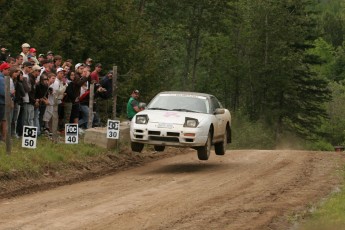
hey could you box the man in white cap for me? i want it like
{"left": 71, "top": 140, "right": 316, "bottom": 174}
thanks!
{"left": 20, "top": 43, "right": 31, "bottom": 62}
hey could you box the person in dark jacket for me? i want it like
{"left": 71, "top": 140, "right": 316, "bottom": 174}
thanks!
{"left": 35, "top": 73, "right": 49, "bottom": 133}
{"left": 14, "top": 71, "right": 25, "bottom": 136}
{"left": 100, "top": 71, "right": 113, "bottom": 99}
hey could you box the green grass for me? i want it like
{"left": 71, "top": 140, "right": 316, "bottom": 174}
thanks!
{"left": 299, "top": 168, "right": 345, "bottom": 230}
{"left": 0, "top": 137, "right": 108, "bottom": 177}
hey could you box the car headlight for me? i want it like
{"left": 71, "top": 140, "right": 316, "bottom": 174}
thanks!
{"left": 136, "top": 115, "right": 149, "bottom": 124}
{"left": 184, "top": 117, "right": 199, "bottom": 128}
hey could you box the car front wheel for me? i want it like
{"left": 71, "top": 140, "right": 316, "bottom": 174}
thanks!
{"left": 215, "top": 129, "right": 228, "bottom": 155}
{"left": 154, "top": 145, "right": 165, "bottom": 152}
{"left": 131, "top": 141, "right": 144, "bottom": 153}
{"left": 197, "top": 131, "right": 212, "bottom": 160}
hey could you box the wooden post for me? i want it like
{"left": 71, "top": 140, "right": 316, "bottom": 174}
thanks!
{"left": 112, "top": 66, "right": 118, "bottom": 119}
{"left": 52, "top": 95, "right": 59, "bottom": 143}
{"left": 88, "top": 83, "right": 94, "bottom": 129}
{"left": 5, "top": 76, "right": 11, "bottom": 155}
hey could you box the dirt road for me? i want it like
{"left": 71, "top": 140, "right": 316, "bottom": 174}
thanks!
{"left": 0, "top": 150, "right": 344, "bottom": 230}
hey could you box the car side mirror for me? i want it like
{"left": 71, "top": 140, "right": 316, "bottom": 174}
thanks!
{"left": 214, "top": 108, "right": 225, "bottom": 115}
{"left": 139, "top": 102, "right": 147, "bottom": 109}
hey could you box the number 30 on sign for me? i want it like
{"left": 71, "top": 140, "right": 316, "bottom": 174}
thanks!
{"left": 107, "top": 120, "right": 120, "bottom": 139}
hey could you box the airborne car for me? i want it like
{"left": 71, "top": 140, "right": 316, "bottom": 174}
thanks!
{"left": 130, "top": 91, "right": 231, "bottom": 160}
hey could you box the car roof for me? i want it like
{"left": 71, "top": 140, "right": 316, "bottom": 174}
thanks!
{"left": 158, "top": 91, "right": 214, "bottom": 98}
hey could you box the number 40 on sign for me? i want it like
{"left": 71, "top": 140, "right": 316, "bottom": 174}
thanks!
{"left": 107, "top": 120, "right": 120, "bottom": 139}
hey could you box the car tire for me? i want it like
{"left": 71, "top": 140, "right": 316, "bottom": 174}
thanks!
{"left": 131, "top": 141, "right": 144, "bottom": 153}
{"left": 197, "top": 131, "right": 212, "bottom": 160}
{"left": 215, "top": 128, "right": 228, "bottom": 155}
{"left": 154, "top": 145, "right": 165, "bottom": 152}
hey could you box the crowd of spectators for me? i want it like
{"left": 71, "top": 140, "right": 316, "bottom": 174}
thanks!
{"left": 0, "top": 43, "right": 114, "bottom": 142}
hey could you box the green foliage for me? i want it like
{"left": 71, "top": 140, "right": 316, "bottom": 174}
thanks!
{"left": 229, "top": 112, "right": 276, "bottom": 150}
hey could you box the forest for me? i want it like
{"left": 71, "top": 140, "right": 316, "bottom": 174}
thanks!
{"left": 0, "top": 0, "right": 345, "bottom": 150}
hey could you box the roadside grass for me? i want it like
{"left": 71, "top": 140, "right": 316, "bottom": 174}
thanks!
{"left": 298, "top": 167, "right": 345, "bottom": 230}
{"left": 0, "top": 137, "right": 108, "bottom": 177}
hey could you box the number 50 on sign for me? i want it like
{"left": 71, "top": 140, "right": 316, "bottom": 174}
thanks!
{"left": 107, "top": 120, "right": 120, "bottom": 139}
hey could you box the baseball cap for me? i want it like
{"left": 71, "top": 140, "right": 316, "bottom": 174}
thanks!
{"left": 32, "top": 65, "right": 41, "bottom": 71}
{"left": 86, "top": 58, "right": 93, "bottom": 62}
{"left": 47, "top": 51, "right": 54, "bottom": 55}
{"left": 95, "top": 63, "right": 102, "bottom": 67}
{"left": 133, "top": 89, "right": 140, "bottom": 94}
{"left": 21, "top": 43, "right": 30, "bottom": 48}
{"left": 75, "top": 63, "right": 84, "bottom": 70}
{"left": 0, "top": 62, "right": 11, "bottom": 71}
{"left": 56, "top": 67, "right": 65, "bottom": 73}
{"left": 38, "top": 54, "right": 45, "bottom": 58}
{"left": 29, "top": 48, "right": 37, "bottom": 53}
{"left": 22, "top": 61, "right": 33, "bottom": 67}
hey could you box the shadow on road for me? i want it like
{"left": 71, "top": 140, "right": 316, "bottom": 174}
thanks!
{"left": 145, "top": 162, "right": 231, "bottom": 174}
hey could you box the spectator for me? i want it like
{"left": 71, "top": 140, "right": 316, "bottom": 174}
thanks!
{"left": 14, "top": 71, "right": 25, "bottom": 137}
{"left": 127, "top": 90, "right": 143, "bottom": 121}
{"left": 0, "top": 62, "right": 11, "bottom": 142}
{"left": 46, "top": 51, "right": 54, "bottom": 60}
{"left": 22, "top": 61, "right": 34, "bottom": 126}
{"left": 64, "top": 69, "right": 88, "bottom": 125}
{"left": 9, "top": 67, "right": 20, "bottom": 136}
{"left": 38, "top": 54, "right": 46, "bottom": 66}
{"left": 52, "top": 67, "right": 67, "bottom": 131}
{"left": 0, "top": 47, "right": 9, "bottom": 62}
{"left": 20, "top": 43, "right": 30, "bottom": 62}
{"left": 100, "top": 71, "right": 113, "bottom": 99}
{"left": 6, "top": 56, "right": 16, "bottom": 65}
{"left": 85, "top": 57, "right": 93, "bottom": 67}
{"left": 31, "top": 65, "right": 41, "bottom": 134}
{"left": 14, "top": 54, "right": 24, "bottom": 69}
{"left": 90, "top": 63, "right": 102, "bottom": 83}
{"left": 41, "top": 59, "right": 53, "bottom": 76}
{"left": 42, "top": 73, "right": 56, "bottom": 134}
{"left": 35, "top": 73, "right": 49, "bottom": 134}
{"left": 52, "top": 55, "right": 62, "bottom": 73}
{"left": 28, "top": 48, "right": 39, "bottom": 65}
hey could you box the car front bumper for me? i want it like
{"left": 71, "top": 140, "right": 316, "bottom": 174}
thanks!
{"left": 130, "top": 123, "right": 208, "bottom": 147}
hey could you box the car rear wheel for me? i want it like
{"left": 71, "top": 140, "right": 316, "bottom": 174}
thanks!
{"left": 197, "top": 131, "right": 212, "bottom": 160}
{"left": 154, "top": 145, "right": 165, "bottom": 152}
{"left": 131, "top": 141, "right": 144, "bottom": 153}
{"left": 215, "top": 129, "right": 228, "bottom": 155}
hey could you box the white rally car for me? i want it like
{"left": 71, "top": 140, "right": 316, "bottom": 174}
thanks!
{"left": 130, "top": 91, "right": 232, "bottom": 160}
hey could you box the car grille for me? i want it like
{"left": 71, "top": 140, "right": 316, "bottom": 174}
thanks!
{"left": 147, "top": 131, "right": 180, "bottom": 142}
{"left": 149, "top": 136, "right": 179, "bottom": 142}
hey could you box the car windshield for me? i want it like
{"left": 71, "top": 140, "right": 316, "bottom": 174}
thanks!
{"left": 148, "top": 94, "right": 209, "bottom": 113}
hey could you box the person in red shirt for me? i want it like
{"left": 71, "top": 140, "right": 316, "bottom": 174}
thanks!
{"left": 90, "top": 63, "right": 102, "bottom": 84}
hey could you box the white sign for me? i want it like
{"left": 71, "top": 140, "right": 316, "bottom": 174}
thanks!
{"left": 22, "top": 126, "right": 37, "bottom": 149}
{"left": 107, "top": 120, "right": 120, "bottom": 139}
{"left": 65, "top": 124, "right": 79, "bottom": 144}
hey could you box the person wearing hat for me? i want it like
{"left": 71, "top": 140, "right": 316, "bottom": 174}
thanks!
{"left": 85, "top": 57, "right": 93, "bottom": 67}
{"left": 0, "top": 62, "right": 11, "bottom": 141}
{"left": 46, "top": 51, "right": 54, "bottom": 60}
{"left": 127, "top": 89, "right": 143, "bottom": 121}
{"left": 1, "top": 47, "right": 9, "bottom": 62}
{"left": 20, "top": 43, "right": 31, "bottom": 62}
{"left": 28, "top": 48, "right": 39, "bottom": 65}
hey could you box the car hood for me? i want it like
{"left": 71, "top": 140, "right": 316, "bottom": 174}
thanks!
{"left": 137, "top": 110, "right": 208, "bottom": 124}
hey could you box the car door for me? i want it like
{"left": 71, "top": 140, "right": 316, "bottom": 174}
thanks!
{"left": 210, "top": 96, "right": 224, "bottom": 141}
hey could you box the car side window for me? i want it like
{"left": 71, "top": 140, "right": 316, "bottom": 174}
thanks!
{"left": 210, "top": 96, "right": 221, "bottom": 113}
